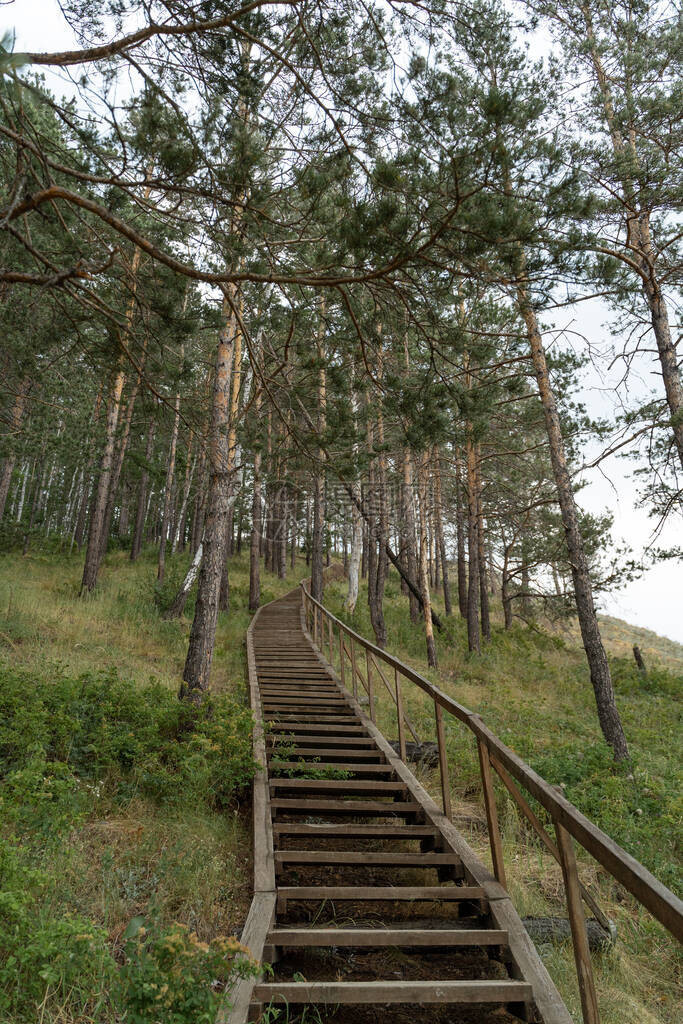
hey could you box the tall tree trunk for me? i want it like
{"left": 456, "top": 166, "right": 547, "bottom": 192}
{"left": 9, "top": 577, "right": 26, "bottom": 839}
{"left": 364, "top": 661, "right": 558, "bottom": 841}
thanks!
{"left": 518, "top": 282, "right": 629, "bottom": 760}
{"left": 118, "top": 480, "right": 131, "bottom": 537}
{"left": 181, "top": 303, "right": 237, "bottom": 701}
{"left": 501, "top": 539, "right": 513, "bottom": 630}
{"left": 173, "top": 431, "right": 195, "bottom": 553}
{"left": 165, "top": 539, "right": 203, "bottom": 619}
{"left": 417, "top": 450, "right": 437, "bottom": 667}
{"left": 278, "top": 487, "right": 288, "bottom": 579}
{"left": 455, "top": 448, "right": 468, "bottom": 618}
{"left": 15, "top": 460, "right": 31, "bottom": 524}
{"left": 401, "top": 450, "right": 420, "bottom": 623}
{"left": 345, "top": 394, "right": 363, "bottom": 613}
{"left": 80, "top": 363, "right": 126, "bottom": 593}
{"left": 158, "top": 379, "right": 182, "bottom": 583}
{"left": 0, "top": 379, "right": 29, "bottom": 521}
{"left": 131, "top": 414, "right": 156, "bottom": 561}
{"left": 310, "top": 298, "right": 327, "bottom": 604}
{"left": 580, "top": 13, "right": 683, "bottom": 467}
{"left": 476, "top": 450, "right": 490, "bottom": 642}
{"left": 22, "top": 457, "right": 45, "bottom": 555}
{"left": 249, "top": 449, "right": 262, "bottom": 611}
{"left": 465, "top": 430, "right": 480, "bottom": 654}
{"left": 74, "top": 387, "right": 103, "bottom": 550}
{"left": 218, "top": 286, "right": 244, "bottom": 613}
{"left": 433, "top": 447, "right": 452, "bottom": 616}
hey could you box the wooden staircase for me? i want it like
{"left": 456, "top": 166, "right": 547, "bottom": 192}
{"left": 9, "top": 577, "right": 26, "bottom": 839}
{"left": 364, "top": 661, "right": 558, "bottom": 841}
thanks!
{"left": 230, "top": 590, "right": 572, "bottom": 1024}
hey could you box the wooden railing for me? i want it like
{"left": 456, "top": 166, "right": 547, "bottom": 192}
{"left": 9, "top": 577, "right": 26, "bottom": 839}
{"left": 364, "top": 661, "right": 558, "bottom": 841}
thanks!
{"left": 301, "top": 583, "right": 683, "bottom": 1024}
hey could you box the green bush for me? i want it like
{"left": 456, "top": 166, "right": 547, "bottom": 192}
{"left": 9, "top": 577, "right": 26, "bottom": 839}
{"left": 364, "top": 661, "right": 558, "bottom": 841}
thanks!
{"left": 0, "top": 665, "right": 256, "bottom": 1021}
{"left": 119, "top": 915, "right": 256, "bottom": 1024}
{"left": 0, "top": 665, "right": 255, "bottom": 813}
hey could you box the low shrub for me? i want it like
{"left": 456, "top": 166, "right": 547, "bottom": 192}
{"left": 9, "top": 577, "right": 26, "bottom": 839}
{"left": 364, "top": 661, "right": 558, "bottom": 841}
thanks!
{"left": 0, "top": 664, "right": 255, "bottom": 1022}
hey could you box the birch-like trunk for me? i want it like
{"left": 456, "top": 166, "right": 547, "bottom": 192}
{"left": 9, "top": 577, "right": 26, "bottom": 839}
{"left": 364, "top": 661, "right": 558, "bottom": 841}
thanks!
{"left": 181, "top": 304, "right": 236, "bottom": 701}
{"left": 433, "top": 448, "right": 452, "bottom": 616}
{"left": 0, "top": 380, "right": 29, "bottom": 521}
{"left": 417, "top": 450, "right": 437, "bottom": 667}
{"left": 165, "top": 539, "right": 203, "bottom": 620}
{"left": 455, "top": 448, "right": 468, "bottom": 618}
{"left": 158, "top": 378, "right": 182, "bottom": 583}
{"left": 310, "top": 298, "right": 327, "bottom": 604}
{"left": 80, "top": 364, "right": 126, "bottom": 593}
{"left": 518, "top": 282, "right": 629, "bottom": 760}
{"left": 131, "top": 415, "right": 156, "bottom": 561}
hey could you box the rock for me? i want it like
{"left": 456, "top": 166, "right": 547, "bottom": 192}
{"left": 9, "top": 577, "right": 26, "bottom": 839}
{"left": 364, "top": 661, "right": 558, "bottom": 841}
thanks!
{"left": 389, "top": 741, "right": 439, "bottom": 768}
{"left": 523, "top": 916, "right": 616, "bottom": 951}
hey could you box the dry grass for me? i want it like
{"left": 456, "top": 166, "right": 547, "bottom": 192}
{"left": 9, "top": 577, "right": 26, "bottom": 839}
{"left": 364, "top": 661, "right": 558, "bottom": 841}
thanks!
{"left": 321, "top": 572, "right": 682, "bottom": 1024}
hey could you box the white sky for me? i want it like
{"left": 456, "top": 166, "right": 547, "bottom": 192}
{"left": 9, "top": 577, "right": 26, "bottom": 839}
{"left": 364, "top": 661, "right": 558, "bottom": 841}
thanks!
{"left": 7, "top": 2, "right": 682, "bottom": 643}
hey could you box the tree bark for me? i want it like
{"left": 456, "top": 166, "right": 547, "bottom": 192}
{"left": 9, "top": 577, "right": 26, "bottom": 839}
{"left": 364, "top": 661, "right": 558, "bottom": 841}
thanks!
{"left": 476, "top": 450, "right": 490, "bottom": 642}
{"left": 465, "top": 430, "right": 481, "bottom": 654}
{"left": 158, "top": 379, "right": 182, "bottom": 583}
{"left": 433, "top": 447, "right": 452, "bottom": 616}
{"left": 455, "top": 448, "right": 468, "bottom": 619}
{"left": 80, "top": 362, "right": 126, "bottom": 593}
{"left": 518, "top": 282, "right": 629, "bottom": 760}
{"left": 580, "top": 10, "right": 683, "bottom": 468}
{"left": 181, "top": 302, "right": 237, "bottom": 701}
{"left": 0, "top": 379, "right": 29, "bottom": 521}
{"left": 310, "top": 298, "right": 327, "bottom": 604}
{"left": 417, "top": 450, "right": 437, "bottom": 667}
{"left": 165, "top": 539, "right": 203, "bottom": 619}
{"left": 345, "top": 395, "right": 363, "bottom": 614}
{"left": 131, "top": 414, "right": 156, "bottom": 561}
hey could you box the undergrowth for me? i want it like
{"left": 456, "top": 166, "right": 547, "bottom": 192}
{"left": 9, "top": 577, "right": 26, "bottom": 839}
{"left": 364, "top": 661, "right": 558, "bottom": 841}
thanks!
{"left": 324, "top": 572, "right": 682, "bottom": 1024}
{"left": 0, "top": 545, "right": 309, "bottom": 1024}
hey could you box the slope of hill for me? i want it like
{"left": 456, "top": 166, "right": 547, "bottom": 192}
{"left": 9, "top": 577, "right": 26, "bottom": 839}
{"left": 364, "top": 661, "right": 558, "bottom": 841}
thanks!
{"left": 323, "top": 571, "right": 682, "bottom": 1024}
{"left": 0, "top": 550, "right": 679, "bottom": 1024}
{"left": 549, "top": 611, "right": 683, "bottom": 674}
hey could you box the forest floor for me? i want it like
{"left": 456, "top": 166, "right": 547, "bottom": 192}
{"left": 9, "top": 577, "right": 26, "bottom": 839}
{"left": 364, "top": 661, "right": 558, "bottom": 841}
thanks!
{"left": 0, "top": 547, "right": 680, "bottom": 1023}
{"left": 0, "top": 545, "right": 308, "bottom": 1024}
{"left": 323, "top": 572, "right": 682, "bottom": 1024}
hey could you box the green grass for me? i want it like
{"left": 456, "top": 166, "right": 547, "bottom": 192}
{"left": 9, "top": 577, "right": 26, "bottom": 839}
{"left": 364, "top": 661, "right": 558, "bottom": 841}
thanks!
{"left": 0, "top": 543, "right": 310, "bottom": 1023}
{"left": 1, "top": 546, "right": 679, "bottom": 1022}
{"left": 322, "top": 571, "right": 682, "bottom": 1024}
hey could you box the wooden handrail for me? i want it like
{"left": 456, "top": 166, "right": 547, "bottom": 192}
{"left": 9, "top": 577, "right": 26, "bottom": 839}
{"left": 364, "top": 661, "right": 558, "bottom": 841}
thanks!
{"left": 300, "top": 582, "right": 683, "bottom": 945}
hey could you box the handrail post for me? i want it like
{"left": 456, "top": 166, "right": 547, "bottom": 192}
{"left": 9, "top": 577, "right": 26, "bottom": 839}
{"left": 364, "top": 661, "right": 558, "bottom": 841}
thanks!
{"left": 434, "top": 701, "right": 452, "bottom": 820}
{"left": 394, "top": 666, "right": 406, "bottom": 762}
{"left": 365, "top": 649, "right": 375, "bottom": 722}
{"left": 477, "top": 736, "right": 507, "bottom": 888}
{"left": 328, "top": 615, "right": 333, "bottom": 665}
{"left": 555, "top": 804, "right": 601, "bottom": 1024}
{"left": 350, "top": 636, "right": 358, "bottom": 700}
{"left": 339, "top": 626, "right": 346, "bottom": 689}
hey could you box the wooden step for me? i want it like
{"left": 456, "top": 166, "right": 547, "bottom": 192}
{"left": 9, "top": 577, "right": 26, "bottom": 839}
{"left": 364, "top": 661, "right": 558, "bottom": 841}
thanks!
{"left": 267, "top": 927, "right": 508, "bottom": 947}
{"left": 267, "top": 723, "right": 367, "bottom": 734}
{"left": 277, "top": 885, "right": 487, "bottom": 902}
{"left": 270, "top": 798, "right": 420, "bottom": 815}
{"left": 269, "top": 762, "right": 394, "bottom": 775}
{"left": 270, "top": 778, "right": 405, "bottom": 794}
{"left": 267, "top": 714, "right": 360, "bottom": 723}
{"left": 272, "top": 824, "right": 437, "bottom": 839}
{"left": 266, "top": 735, "right": 376, "bottom": 747}
{"left": 275, "top": 850, "right": 461, "bottom": 867}
{"left": 252, "top": 980, "right": 532, "bottom": 1005}
{"left": 270, "top": 747, "right": 384, "bottom": 760}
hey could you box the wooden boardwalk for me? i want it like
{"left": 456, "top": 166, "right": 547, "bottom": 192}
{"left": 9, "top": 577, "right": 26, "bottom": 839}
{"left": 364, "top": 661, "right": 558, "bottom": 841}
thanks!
{"left": 229, "top": 589, "right": 572, "bottom": 1023}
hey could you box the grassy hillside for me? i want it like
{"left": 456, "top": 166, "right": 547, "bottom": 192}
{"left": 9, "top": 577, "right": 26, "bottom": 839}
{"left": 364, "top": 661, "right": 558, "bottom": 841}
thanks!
{"left": 0, "top": 546, "right": 308, "bottom": 1024}
{"left": 568, "top": 615, "right": 683, "bottom": 675}
{"left": 0, "top": 548, "right": 679, "bottom": 1023}
{"left": 322, "top": 572, "right": 682, "bottom": 1024}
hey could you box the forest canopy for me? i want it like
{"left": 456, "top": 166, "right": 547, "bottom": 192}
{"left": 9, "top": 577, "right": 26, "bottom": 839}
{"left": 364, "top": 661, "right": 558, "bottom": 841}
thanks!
{"left": 1, "top": 0, "right": 681, "bottom": 762}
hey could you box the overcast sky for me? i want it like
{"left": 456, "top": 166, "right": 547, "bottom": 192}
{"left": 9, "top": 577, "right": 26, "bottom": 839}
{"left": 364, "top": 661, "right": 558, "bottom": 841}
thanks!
{"left": 8, "top": 1, "right": 682, "bottom": 643}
